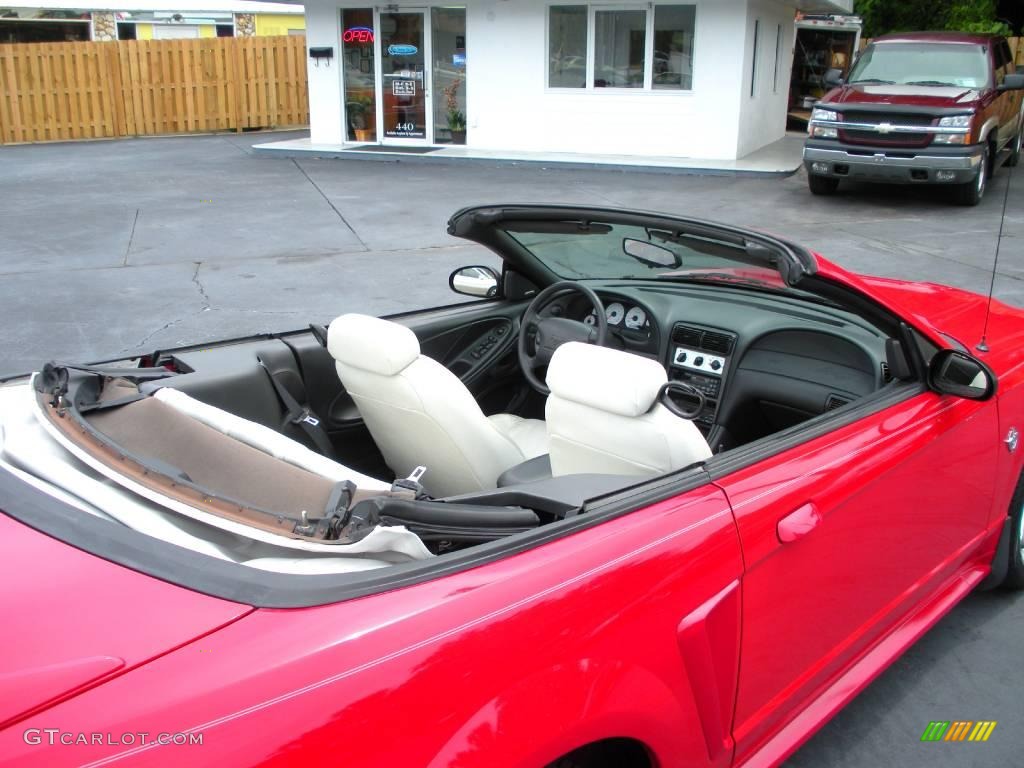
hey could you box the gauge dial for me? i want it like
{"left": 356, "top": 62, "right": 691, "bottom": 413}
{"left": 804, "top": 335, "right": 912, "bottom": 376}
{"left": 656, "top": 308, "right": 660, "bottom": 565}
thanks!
{"left": 583, "top": 310, "right": 597, "bottom": 327}
{"left": 605, "top": 302, "right": 625, "bottom": 325}
{"left": 625, "top": 306, "right": 647, "bottom": 330}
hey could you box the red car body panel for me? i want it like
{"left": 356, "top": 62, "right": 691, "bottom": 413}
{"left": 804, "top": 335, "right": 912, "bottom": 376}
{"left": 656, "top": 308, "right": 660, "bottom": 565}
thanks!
{"left": 2, "top": 485, "right": 743, "bottom": 767}
{"left": 0, "top": 513, "right": 254, "bottom": 732}
{"left": 2, "top": 251, "right": 1023, "bottom": 768}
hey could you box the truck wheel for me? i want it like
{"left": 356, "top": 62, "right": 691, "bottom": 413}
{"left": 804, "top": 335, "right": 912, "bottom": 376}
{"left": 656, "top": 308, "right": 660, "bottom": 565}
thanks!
{"left": 808, "top": 175, "right": 839, "bottom": 196}
{"left": 1002, "top": 471, "right": 1024, "bottom": 589}
{"left": 955, "top": 144, "right": 989, "bottom": 206}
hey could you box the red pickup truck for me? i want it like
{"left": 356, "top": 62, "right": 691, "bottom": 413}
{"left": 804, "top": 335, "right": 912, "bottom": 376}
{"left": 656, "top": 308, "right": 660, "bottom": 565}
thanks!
{"left": 803, "top": 32, "right": 1024, "bottom": 205}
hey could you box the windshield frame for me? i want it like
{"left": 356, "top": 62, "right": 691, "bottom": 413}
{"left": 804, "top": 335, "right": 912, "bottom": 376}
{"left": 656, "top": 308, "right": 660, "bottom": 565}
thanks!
{"left": 447, "top": 204, "right": 818, "bottom": 293}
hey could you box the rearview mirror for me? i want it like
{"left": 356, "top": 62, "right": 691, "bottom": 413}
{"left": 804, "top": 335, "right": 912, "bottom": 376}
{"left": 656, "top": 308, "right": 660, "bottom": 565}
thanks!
{"left": 823, "top": 68, "right": 845, "bottom": 88}
{"left": 622, "top": 238, "right": 680, "bottom": 268}
{"left": 449, "top": 265, "right": 499, "bottom": 298}
{"left": 928, "top": 349, "right": 996, "bottom": 401}
{"left": 999, "top": 73, "right": 1024, "bottom": 91}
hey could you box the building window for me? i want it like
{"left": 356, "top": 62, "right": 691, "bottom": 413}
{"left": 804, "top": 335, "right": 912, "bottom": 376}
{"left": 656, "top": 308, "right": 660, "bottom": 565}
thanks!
{"left": 549, "top": 5, "right": 588, "bottom": 88}
{"left": 548, "top": 4, "right": 696, "bottom": 91}
{"left": 750, "top": 18, "right": 760, "bottom": 97}
{"left": 594, "top": 9, "right": 646, "bottom": 88}
{"left": 772, "top": 23, "right": 782, "bottom": 93}
{"left": 653, "top": 5, "right": 695, "bottom": 90}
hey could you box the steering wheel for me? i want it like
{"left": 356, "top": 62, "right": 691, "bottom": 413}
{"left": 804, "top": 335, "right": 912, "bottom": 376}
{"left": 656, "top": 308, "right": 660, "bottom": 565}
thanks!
{"left": 518, "top": 281, "right": 608, "bottom": 395}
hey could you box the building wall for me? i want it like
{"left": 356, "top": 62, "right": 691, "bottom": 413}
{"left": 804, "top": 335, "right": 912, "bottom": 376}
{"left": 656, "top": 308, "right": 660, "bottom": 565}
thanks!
{"left": 303, "top": 0, "right": 800, "bottom": 158}
{"left": 465, "top": 0, "right": 750, "bottom": 159}
{"left": 735, "top": 0, "right": 795, "bottom": 157}
{"left": 305, "top": 0, "right": 344, "bottom": 144}
{"left": 255, "top": 13, "right": 305, "bottom": 36}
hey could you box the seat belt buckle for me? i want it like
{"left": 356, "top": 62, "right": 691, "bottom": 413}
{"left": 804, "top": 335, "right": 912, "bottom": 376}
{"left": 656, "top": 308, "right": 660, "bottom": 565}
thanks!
{"left": 292, "top": 408, "right": 320, "bottom": 428}
{"left": 391, "top": 466, "right": 428, "bottom": 500}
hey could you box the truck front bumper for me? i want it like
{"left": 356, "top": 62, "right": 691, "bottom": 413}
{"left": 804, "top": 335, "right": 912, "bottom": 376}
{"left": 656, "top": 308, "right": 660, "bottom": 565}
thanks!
{"left": 803, "top": 141, "right": 985, "bottom": 184}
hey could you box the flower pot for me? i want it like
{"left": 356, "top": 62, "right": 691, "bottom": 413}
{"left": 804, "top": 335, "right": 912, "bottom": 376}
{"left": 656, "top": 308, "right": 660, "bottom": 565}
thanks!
{"left": 450, "top": 129, "right": 466, "bottom": 145}
{"left": 354, "top": 128, "right": 375, "bottom": 143}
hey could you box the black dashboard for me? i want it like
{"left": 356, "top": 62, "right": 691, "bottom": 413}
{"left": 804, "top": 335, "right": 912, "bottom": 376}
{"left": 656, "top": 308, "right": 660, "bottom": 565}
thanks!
{"left": 544, "top": 283, "right": 889, "bottom": 448}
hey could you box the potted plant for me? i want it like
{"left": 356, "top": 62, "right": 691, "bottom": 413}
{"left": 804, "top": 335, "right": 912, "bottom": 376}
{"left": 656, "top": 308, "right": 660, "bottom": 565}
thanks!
{"left": 443, "top": 78, "right": 467, "bottom": 144}
{"left": 346, "top": 95, "right": 375, "bottom": 142}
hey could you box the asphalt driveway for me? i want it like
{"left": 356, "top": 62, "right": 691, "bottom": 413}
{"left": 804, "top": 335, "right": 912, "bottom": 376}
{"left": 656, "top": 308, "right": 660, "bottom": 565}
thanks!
{"left": 1, "top": 131, "right": 1022, "bottom": 767}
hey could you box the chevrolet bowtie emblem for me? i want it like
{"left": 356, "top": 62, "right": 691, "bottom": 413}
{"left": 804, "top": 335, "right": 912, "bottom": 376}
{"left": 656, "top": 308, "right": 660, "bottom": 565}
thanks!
{"left": 876, "top": 122, "right": 895, "bottom": 134}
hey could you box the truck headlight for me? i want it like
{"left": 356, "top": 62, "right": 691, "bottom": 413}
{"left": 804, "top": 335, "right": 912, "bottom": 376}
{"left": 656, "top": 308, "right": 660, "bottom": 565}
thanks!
{"left": 811, "top": 108, "right": 838, "bottom": 122}
{"left": 811, "top": 125, "right": 839, "bottom": 139}
{"left": 938, "top": 115, "right": 971, "bottom": 128}
{"left": 934, "top": 114, "right": 971, "bottom": 144}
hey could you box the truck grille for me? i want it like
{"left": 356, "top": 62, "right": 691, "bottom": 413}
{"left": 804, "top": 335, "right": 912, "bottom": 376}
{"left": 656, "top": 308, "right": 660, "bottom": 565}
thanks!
{"left": 839, "top": 111, "right": 935, "bottom": 149}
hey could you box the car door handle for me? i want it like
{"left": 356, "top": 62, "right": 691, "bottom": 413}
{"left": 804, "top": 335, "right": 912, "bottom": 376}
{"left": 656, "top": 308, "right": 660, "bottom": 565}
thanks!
{"left": 777, "top": 503, "right": 821, "bottom": 543}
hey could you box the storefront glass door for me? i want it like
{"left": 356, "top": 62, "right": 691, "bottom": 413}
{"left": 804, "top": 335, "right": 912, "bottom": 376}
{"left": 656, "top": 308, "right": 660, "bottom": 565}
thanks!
{"left": 376, "top": 10, "right": 431, "bottom": 144}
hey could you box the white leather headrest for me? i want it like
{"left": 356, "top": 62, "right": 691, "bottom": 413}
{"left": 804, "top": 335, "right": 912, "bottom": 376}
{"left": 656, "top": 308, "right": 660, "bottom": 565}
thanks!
{"left": 328, "top": 314, "right": 420, "bottom": 375}
{"left": 547, "top": 342, "right": 667, "bottom": 418}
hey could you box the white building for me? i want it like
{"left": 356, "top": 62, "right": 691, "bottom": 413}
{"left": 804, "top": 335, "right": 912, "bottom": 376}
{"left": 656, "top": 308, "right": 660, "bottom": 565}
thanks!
{"left": 285, "top": 0, "right": 852, "bottom": 162}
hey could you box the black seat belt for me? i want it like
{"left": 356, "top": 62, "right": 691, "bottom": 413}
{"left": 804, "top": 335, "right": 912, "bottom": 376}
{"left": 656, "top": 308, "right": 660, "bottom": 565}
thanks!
{"left": 257, "top": 357, "right": 336, "bottom": 459}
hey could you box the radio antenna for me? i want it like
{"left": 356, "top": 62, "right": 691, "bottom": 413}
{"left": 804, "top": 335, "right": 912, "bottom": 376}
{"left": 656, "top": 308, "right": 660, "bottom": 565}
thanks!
{"left": 976, "top": 152, "right": 1014, "bottom": 354}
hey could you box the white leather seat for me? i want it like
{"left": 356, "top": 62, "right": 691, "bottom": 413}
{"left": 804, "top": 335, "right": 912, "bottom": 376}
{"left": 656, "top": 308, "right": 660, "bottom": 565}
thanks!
{"left": 328, "top": 314, "right": 547, "bottom": 497}
{"left": 545, "top": 342, "right": 712, "bottom": 477}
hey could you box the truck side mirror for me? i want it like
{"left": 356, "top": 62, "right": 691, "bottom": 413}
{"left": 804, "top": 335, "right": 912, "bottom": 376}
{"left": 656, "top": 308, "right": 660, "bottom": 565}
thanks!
{"left": 823, "top": 68, "right": 845, "bottom": 88}
{"left": 998, "top": 73, "right": 1024, "bottom": 91}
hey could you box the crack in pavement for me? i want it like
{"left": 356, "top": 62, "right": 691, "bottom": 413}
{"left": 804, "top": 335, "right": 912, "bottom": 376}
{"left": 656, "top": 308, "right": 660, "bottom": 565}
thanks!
{"left": 192, "top": 261, "right": 212, "bottom": 309}
{"left": 291, "top": 158, "right": 370, "bottom": 251}
{"left": 122, "top": 208, "right": 140, "bottom": 267}
{"left": 121, "top": 261, "right": 212, "bottom": 353}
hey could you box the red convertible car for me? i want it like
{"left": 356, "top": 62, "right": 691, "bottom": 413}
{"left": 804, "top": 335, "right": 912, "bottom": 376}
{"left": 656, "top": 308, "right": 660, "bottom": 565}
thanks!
{"left": 1, "top": 204, "right": 1022, "bottom": 768}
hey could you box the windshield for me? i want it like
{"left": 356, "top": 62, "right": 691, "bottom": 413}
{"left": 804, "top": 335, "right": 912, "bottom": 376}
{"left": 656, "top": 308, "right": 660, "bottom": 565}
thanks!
{"left": 848, "top": 42, "right": 989, "bottom": 88}
{"left": 502, "top": 220, "right": 791, "bottom": 290}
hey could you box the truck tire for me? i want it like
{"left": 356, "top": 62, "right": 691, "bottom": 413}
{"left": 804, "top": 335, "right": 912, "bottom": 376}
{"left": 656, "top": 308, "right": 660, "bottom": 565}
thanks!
{"left": 808, "top": 175, "right": 839, "bottom": 196}
{"left": 955, "top": 143, "right": 989, "bottom": 206}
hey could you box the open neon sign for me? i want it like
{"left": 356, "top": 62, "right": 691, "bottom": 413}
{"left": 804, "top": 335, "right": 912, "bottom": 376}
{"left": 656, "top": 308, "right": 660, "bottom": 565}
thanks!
{"left": 343, "top": 26, "right": 374, "bottom": 44}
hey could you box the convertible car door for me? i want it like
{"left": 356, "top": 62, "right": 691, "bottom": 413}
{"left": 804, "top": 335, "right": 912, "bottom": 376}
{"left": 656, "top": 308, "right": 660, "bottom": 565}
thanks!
{"left": 712, "top": 390, "right": 999, "bottom": 764}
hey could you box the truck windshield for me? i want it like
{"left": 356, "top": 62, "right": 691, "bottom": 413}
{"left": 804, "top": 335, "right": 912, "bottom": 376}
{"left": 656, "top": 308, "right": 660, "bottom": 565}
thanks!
{"left": 848, "top": 43, "right": 990, "bottom": 88}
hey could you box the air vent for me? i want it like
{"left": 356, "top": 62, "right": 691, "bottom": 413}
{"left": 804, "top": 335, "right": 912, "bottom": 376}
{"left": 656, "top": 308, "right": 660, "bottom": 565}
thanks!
{"left": 672, "top": 325, "right": 703, "bottom": 347}
{"left": 702, "top": 332, "right": 734, "bottom": 354}
{"left": 824, "top": 394, "right": 851, "bottom": 412}
{"left": 880, "top": 362, "right": 892, "bottom": 383}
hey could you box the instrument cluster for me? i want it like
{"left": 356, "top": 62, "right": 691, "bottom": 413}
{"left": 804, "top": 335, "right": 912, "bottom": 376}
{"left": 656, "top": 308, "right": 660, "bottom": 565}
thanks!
{"left": 584, "top": 301, "right": 650, "bottom": 332}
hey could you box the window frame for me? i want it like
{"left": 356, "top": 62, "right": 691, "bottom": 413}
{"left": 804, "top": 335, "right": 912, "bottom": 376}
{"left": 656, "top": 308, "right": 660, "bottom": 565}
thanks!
{"left": 546, "top": 2, "right": 698, "bottom": 93}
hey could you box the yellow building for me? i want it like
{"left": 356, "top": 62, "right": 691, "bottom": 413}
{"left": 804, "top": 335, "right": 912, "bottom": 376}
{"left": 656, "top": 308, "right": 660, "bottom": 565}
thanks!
{"left": 0, "top": 1, "right": 304, "bottom": 43}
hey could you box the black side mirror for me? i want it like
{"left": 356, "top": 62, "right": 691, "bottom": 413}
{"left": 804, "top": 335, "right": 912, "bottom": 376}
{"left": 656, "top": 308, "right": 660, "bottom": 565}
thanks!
{"left": 823, "top": 68, "right": 845, "bottom": 88}
{"left": 999, "top": 73, "right": 1024, "bottom": 91}
{"left": 928, "top": 349, "right": 997, "bottom": 400}
{"left": 449, "top": 265, "right": 500, "bottom": 298}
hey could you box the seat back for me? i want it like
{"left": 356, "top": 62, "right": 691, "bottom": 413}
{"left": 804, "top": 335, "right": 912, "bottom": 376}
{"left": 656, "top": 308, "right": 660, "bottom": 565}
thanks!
{"left": 545, "top": 342, "right": 712, "bottom": 477}
{"left": 328, "top": 314, "right": 526, "bottom": 497}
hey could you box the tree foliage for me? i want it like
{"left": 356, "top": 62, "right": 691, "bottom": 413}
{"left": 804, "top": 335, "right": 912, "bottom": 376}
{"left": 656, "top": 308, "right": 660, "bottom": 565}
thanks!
{"left": 854, "top": 0, "right": 1014, "bottom": 38}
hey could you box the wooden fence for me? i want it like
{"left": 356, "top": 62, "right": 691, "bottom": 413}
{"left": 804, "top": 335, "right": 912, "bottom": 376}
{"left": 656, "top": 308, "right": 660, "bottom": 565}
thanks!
{"left": 0, "top": 36, "right": 309, "bottom": 144}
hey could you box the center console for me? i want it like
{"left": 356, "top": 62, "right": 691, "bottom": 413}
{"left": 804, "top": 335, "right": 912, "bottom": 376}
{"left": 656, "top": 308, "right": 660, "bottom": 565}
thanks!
{"left": 666, "top": 324, "right": 736, "bottom": 434}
